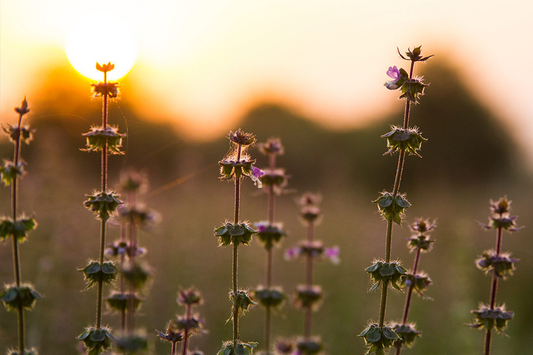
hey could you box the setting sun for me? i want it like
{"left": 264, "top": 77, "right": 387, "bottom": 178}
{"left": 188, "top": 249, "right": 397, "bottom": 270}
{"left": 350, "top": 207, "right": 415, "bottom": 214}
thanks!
{"left": 65, "top": 14, "right": 137, "bottom": 81}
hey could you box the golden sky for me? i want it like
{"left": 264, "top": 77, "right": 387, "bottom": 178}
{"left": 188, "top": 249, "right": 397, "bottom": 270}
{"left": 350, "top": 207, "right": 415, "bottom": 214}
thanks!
{"left": 1, "top": 0, "right": 532, "bottom": 158}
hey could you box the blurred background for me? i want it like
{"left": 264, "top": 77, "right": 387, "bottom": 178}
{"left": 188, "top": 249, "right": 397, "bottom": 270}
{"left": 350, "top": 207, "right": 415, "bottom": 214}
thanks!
{"left": 1, "top": 0, "right": 532, "bottom": 354}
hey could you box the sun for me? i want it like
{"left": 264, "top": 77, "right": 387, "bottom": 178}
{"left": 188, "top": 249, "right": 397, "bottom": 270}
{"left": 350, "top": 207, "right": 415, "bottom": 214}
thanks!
{"left": 66, "top": 14, "right": 137, "bottom": 81}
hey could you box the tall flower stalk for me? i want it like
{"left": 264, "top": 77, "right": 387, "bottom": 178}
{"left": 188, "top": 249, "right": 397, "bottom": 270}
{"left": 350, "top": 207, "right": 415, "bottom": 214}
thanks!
{"left": 359, "top": 46, "right": 432, "bottom": 355}
{"left": 469, "top": 197, "right": 520, "bottom": 355}
{"left": 393, "top": 218, "right": 435, "bottom": 354}
{"left": 285, "top": 193, "right": 339, "bottom": 354}
{"left": 215, "top": 129, "right": 263, "bottom": 355}
{"left": 157, "top": 287, "right": 206, "bottom": 355}
{"left": 105, "top": 170, "right": 158, "bottom": 353}
{"left": 1, "top": 98, "right": 40, "bottom": 355}
{"left": 253, "top": 138, "right": 289, "bottom": 355}
{"left": 77, "top": 62, "right": 125, "bottom": 355}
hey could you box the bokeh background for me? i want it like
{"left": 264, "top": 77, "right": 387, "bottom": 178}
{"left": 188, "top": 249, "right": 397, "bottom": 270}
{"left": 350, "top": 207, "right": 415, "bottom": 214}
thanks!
{"left": 1, "top": 1, "right": 532, "bottom": 354}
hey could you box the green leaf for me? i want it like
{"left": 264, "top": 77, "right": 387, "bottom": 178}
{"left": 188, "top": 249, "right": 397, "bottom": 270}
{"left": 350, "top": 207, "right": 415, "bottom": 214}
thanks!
{"left": 366, "top": 327, "right": 382, "bottom": 342}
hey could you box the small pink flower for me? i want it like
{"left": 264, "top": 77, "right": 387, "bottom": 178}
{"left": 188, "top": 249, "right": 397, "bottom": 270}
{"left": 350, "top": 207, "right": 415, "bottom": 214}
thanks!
{"left": 324, "top": 246, "right": 340, "bottom": 264}
{"left": 387, "top": 66, "right": 400, "bottom": 80}
{"left": 252, "top": 166, "right": 264, "bottom": 178}
{"left": 285, "top": 247, "right": 301, "bottom": 260}
{"left": 385, "top": 65, "right": 405, "bottom": 90}
{"left": 248, "top": 166, "right": 264, "bottom": 188}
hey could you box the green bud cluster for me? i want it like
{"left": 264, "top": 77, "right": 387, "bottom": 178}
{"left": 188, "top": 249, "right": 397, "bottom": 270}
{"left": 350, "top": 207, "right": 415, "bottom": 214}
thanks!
{"left": 381, "top": 126, "right": 427, "bottom": 158}
{"left": 358, "top": 323, "right": 400, "bottom": 355}
{"left": 215, "top": 222, "right": 257, "bottom": 246}
{"left": 392, "top": 323, "right": 421, "bottom": 348}
{"left": 0, "top": 216, "right": 37, "bottom": 242}
{"left": 217, "top": 341, "right": 258, "bottom": 355}
{"left": 469, "top": 305, "right": 514, "bottom": 333}
{"left": 366, "top": 261, "right": 407, "bottom": 292}
{"left": 77, "top": 327, "right": 115, "bottom": 355}
{"left": 254, "top": 221, "right": 285, "bottom": 250}
{"left": 0, "top": 161, "right": 26, "bottom": 186}
{"left": 80, "top": 261, "right": 117, "bottom": 289}
{"left": 114, "top": 331, "right": 149, "bottom": 353}
{"left": 254, "top": 286, "right": 285, "bottom": 309}
{"left": 84, "top": 191, "right": 123, "bottom": 220}
{"left": 294, "top": 285, "right": 323, "bottom": 310}
{"left": 105, "top": 291, "right": 142, "bottom": 313}
{"left": 476, "top": 251, "right": 518, "bottom": 278}
{"left": 295, "top": 338, "right": 323, "bottom": 355}
{"left": 1, "top": 284, "right": 42, "bottom": 312}
{"left": 82, "top": 126, "right": 126, "bottom": 155}
{"left": 374, "top": 191, "right": 410, "bottom": 225}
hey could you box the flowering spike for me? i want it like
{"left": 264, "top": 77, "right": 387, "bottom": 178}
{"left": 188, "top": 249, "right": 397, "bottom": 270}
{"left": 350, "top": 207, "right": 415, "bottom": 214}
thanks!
{"left": 14, "top": 97, "right": 30, "bottom": 115}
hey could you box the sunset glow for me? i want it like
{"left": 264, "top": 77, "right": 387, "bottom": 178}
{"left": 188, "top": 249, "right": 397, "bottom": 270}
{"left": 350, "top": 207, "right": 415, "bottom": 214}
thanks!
{"left": 1, "top": 0, "right": 532, "bottom": 161}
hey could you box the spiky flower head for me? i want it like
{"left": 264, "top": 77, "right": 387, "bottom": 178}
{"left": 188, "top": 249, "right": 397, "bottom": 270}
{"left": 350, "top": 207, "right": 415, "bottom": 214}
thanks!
{"left": 358, "top": 323, "right": 400, "bottom": 355}
{"left": 258, "top": 138, "right": 284, "bottom": 155}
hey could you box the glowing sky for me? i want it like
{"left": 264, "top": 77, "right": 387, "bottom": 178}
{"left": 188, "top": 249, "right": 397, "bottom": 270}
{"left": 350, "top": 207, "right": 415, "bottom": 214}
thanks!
{"left": 1, "top": 0, "right": 532, "bottom": 160}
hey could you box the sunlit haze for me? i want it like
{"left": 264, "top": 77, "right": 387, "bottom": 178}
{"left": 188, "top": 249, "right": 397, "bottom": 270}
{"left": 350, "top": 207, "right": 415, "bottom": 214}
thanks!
{"left": 1, "top": 0, "right": 532, "bottom": 161}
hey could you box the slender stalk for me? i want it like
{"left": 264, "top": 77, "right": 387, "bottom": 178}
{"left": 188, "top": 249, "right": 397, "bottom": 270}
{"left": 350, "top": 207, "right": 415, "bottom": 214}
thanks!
{"left": 378, "top": 58, "right": 417, "bottom": 329}
{"left": 232, "top": 144, "right": 242, "bottom": 345}
{"left": 96, "top": 70, "right": 109, "bottom": 330}
{"left": 304, "top": 221, "right": 314, "bottom": 339}
{"left": 181, "top": 304, "right": 192, "bottom": 355}
{"left": 395, "top": 247, "right": 422, "bottom": 355}
{"left": 233, "top": 242, "right": 239, "bottom": 344}
{"left": 264, "top": 247, "right": 272, "bottom": 352}
{"left": 484, "top": 224, "right": 504, "bottom": 355}
{"left": 119, "top": 225, "right": 127, "bottom": 331}
{"left": 127, "top": 221, "right": 138, "bottom": 332}
{"left": 11, "top": 110, "right": 25, "bottom": 355}
{"left": 401, "top": 248, "right": 421, "bottom": 325}
{"left": 263, "top": 152, "right": 276, "bottom": 353}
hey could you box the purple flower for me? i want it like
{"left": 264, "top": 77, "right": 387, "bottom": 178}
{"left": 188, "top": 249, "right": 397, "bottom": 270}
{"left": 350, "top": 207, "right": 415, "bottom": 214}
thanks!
{"left": 324, "top": 246, "right": 340, "bottom": 264}
{"left": 285, "top": 247, "right": 301, "bottom": 260}
{"left": 385, "top": 65, "right": 407, "bottom": 90}
{"left": 249, "top": 166, "right": 264, "bottom": 188}
{"left": 387, "top": 66, "right": 400, "bottom": 80}
{"left": 252, "top": 166, "right": 265, "bottom": 178}
{"left": 255, "top": 220, "right": 269, "bottom": 233}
